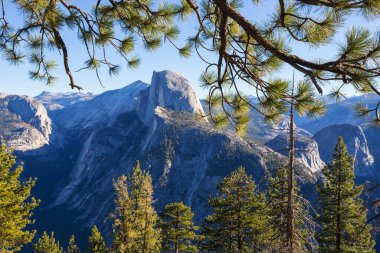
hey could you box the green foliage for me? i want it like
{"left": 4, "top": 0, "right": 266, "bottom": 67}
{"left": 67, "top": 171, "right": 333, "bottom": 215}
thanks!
{"left": 67, "top": 235, "right": 80, "bottom": 253}
{"left": 88, "top": 226, "right": 108, "bottom": 253}
{"left": 317, "top": 137, "right": 375, "bottom": 253}
{"left": 111, "top": 161, "right": 161, "bottom": 252}
{"left": 0, "top": 0, "right": 192, "bottom": 88}
{"left": 0, "top": 143, "right": 39, "bottom": 252}
{"left": 33, "top": 232, "right": 63, "bottom": 253}
{"left": 267, "top": 167, "right": 317, "bottom": 252}
{"left": 294, "top": 81, "right": 326, "bottom": 118}
{"left": 178, "top": 43, "right": 192, "bottom": 58}
{"left": 159, "top": 202, "right": 199, "bottom": 252}
{"left": 2, "top": 0, "right": 380, "bottom": 124}
{"left": 201, "top": 167, "right": 271, "bottom": 252}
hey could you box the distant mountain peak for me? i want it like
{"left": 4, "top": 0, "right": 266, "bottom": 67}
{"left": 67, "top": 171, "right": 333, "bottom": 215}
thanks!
{"left": 35, "top": 91, "right": 95, "bottom": 111}
{"left": 313, "top": 124, "right": 375, "bottom": 177}
{"left": 137, "top": 70, "right": 205, "bottom": 124}
{"left": 0, "top": 94, "right": 53, "bottom": 151}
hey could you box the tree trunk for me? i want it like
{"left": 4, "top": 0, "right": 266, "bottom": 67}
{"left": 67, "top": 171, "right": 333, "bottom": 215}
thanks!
{"left": 286, "top": 99, "right": 295, "bottom": 253}
{"left": 174, "top": 242, "right": 179, "bottom": 253}
{"left": 336, "top": 160, "right": 342, "bottom": 253}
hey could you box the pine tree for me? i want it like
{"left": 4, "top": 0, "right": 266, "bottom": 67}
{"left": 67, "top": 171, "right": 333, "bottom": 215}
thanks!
{"left": 160, "top": 202, "right": 199, "bottom": 253}
{"left": 267, "top": 167, "right": 317, "bottom": 252}
{"left": 0, "top": 143, "right": 40, "bottom": 252}
{"left": 88, "top": 226, "right": 108, "bottom": 253}
{"left": 273, "top": 79, "right": 323, "bottom": 253}
{"left": 33, "top": 232, "right": 63, "bottom": 253}
{"left": 317, "top": 137, "right": 375, "bottom": 253}
{"left": 111, "top": 161, "right": 161, "bottom": 252}
{"left": 111, "top": 174, "right": 134, "bottom": 253}
{"left": 129, "top": 161, "right": 161, "bottom": 252}
{"left": 67, "top": 235, "right": 80, "bottom": 253}
{"left": 201, "top": 167, "right": 271, "bottom": 252}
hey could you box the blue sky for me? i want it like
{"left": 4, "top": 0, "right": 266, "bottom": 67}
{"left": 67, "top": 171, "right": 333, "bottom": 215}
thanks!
{"left": 0, "top": 0, "right": 378, "bottom": 98}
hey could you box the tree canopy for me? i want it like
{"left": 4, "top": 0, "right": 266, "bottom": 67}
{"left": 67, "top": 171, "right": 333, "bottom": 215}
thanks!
{"left": 159, "top": 202, "right": 199, "bottom": 253}
{"left": 201, "top": 167, "right": 271, "bottom": 252}
{"left": 88, "top": 225, "right": 108, "bottom": 253}
{"left": 1, "top": 0, "right": 380, "bottom": 130}
{"left": 111, "top": 161, "right": 161, "bottom": 252}
{"left": 0, "top": 143, "right": 39, "bottom": 252}
{"left": 317, "top": 137, "right": 375, "bottom": 252}
{"left": 33, "top": 231, "right": 63, "bottom": 253}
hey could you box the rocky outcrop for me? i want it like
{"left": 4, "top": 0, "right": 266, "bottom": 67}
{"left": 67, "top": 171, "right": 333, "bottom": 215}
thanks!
{"left": 0, "top": 94, "right": 53, "bottom": 151}
{"left": 266, "top": 133, "right": 325, "bottom": 173}
{"left": 363, "top": 125, "right": 380, "bottom": 174}
{"left": 137, "top": 70, "right": 205, "bottom": 124}
{"left": 313, "top": 124, "right": 375, "bottom": 177}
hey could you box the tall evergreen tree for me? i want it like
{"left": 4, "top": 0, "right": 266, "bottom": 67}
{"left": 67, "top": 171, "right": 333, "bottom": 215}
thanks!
{"left": 33, "top": 232, "right": 63, "bottom": 253}
{"left": 111, "top": 161, "right": 161, "bottom": 253}
{"left": 317, "top": 137, "right": 375, "bottom": 253}
{"left": 265, "top": 78, "right": 324, "bottom": 253}
{"left": 201, "top": 167, "right": 271, "bottom": 252}
{"left": 111, "top": 174, "right": 134, "bottom": 253}
{"left": 0, "top": 143, "right": 39, "bottom": 252}
{"left": 267, "top": 167, "right": 317, "bottom": 252}
{"left": 88, "top": 226, "right": 108, "bottom": 253}
{"left": 160, "top": 202, "right": 199, "bottom": 253}
{"left": 66, "top": 235, "right": 80, "bottom": 253}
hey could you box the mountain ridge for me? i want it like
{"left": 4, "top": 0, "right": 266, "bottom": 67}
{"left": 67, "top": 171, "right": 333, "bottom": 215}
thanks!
{"left": 1, "top": 70, "right": 379, "bottom": 248}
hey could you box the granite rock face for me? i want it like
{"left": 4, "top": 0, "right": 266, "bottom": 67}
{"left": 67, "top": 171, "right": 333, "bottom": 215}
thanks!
{"left": 363, "top": 125, "right": 380, "bottom": 174}
{"left": 137, "top": 70, "right": 206, "bottom": 124}
{"left": 313, "top": 124, "right": 375, "bottom": 177}
{"left": 266, "top": 133, "right": 325, "bottom": 173}
{"left": 0, "top": 94, "right": 53, "bottom": 151}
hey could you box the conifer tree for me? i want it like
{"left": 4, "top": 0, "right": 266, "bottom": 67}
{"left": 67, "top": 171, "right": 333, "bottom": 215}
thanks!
{"left": 159, "top": 202, "right": 199, "bottom": 253}
{"left": 201, "top": 167, "right": 271, "bottom": 252}
{"left": 66, "top": 235, "right": 80, "bottom": 253}
{"left": 317, "top": 137, "right": 375, "bottom": 253}
{"left": 111, "top": 174, "right": 133, "bottom": 253}
{"left": 275, "top": 78, "right": 324, "bottom": 253}
{"left": 0, "top": 143, "right": 39, "bottom": 252}
{"left": 111, "top": 161, "right": 161, "bottom": 252}
{"left": 33, "top": 232, "right": 63, "bottom": 253}
{"left": 267, "top": 167, "right": 317, "bottom": 252}
{"left": 88, "top": 226, "right": 108, "bottom": 253}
